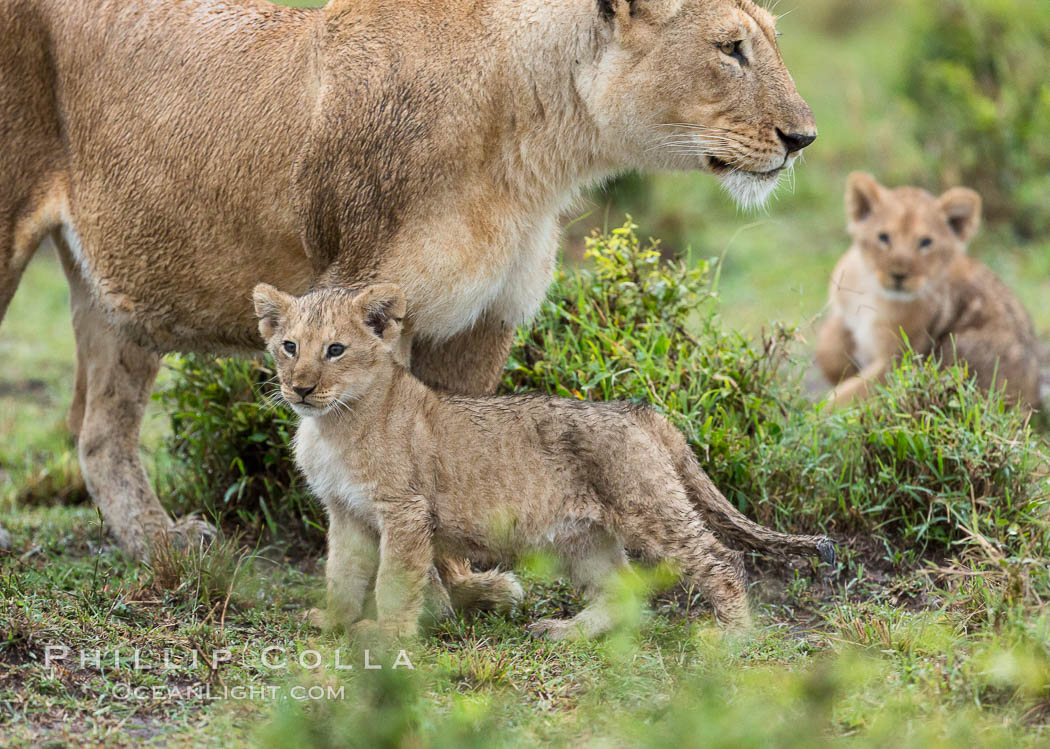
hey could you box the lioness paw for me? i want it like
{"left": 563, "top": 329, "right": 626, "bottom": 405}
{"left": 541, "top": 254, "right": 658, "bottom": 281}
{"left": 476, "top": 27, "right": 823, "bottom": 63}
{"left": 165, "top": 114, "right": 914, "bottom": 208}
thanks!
{"left": 169, "top": 515, "right": 217, "bottom": 551}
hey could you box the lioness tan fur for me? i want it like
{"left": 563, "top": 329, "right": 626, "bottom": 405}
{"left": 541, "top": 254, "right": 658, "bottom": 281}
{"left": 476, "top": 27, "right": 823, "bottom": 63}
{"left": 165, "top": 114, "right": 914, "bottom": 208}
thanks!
{"left": 0, "top": 0, "right": 816, "bottom": 562}
{"left": 816, "top": 173, "right": 1040, "bottom": 409}
{"left": 254, "top": 282, "right": 834, "bottom": 638}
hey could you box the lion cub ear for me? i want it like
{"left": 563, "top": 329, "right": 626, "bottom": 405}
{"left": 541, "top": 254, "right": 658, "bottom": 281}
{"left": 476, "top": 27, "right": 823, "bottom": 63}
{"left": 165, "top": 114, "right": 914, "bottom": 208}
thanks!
{"left": 253, "top": 284, "right": 294, "bottom": 341}
{"left": 352, "top": 284, "right": 407, "bottom": 346}
{"left": 845, "top": 172, "right": 885, "bottom": 228}
{"left": 938, "top": 187, "right": 982, "bottom": 245}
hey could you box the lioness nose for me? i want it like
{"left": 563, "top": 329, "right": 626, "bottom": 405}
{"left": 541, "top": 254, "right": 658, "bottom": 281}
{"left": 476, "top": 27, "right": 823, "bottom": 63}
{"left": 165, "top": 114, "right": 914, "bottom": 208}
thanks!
{"left": 777, "top": 128, "right": 817, "bottom": 154}
{"left": 293, "top": 385, "right": 316, "bottom": 398}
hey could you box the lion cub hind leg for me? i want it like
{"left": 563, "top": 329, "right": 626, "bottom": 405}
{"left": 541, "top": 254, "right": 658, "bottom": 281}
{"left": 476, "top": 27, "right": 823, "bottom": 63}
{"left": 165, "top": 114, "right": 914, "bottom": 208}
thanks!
{"left": 621, "top": 498, "right": 751, "bottom": 630}
{"left": 528, "top": 530, "right": 630, "bottom": 641}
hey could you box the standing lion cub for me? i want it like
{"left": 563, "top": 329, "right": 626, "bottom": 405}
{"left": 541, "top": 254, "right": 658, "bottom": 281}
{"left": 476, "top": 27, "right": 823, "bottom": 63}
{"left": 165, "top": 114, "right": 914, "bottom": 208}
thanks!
{"left": 254, "top": 283, "right": 833, "bottom": 639}
{"left": 816, "top": 173, "right": 1040, "bottom": 409}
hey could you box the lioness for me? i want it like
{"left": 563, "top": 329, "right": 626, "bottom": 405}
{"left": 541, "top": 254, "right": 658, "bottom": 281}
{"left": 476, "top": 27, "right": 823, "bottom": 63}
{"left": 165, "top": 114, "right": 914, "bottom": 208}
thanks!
{"left": 253, "top": 282, "right": 835, "bottom": 638}
{"left": 0, "top": 0, "right": 816, "bottom": 562}
{"left": 816, "top": 173, "right": 1040, "bottom": 409}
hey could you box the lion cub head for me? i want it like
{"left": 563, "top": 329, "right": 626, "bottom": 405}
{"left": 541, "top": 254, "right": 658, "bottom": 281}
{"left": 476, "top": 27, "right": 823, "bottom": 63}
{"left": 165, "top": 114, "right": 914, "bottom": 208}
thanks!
{"left": 845, "top": 172, "right": 982, "bottom": 302}
{"left": 252, "top": 284, "right": 406, "bottom": 416}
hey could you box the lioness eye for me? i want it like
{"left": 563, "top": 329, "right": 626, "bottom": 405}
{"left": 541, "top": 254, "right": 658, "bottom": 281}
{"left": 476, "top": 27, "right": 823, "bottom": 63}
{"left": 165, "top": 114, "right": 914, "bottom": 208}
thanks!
{"left": 718, "top": 40, "right": 747, "bottom": 65}
{"left": 878, "top": 232, "right": 891, "bottom": 245}
{"left": 282, "top": 341, "right": 297, "bottom": 356}
{"left": 327, "top": 344, "right": 345, "bottom": 359}
{"left": 918, "top": 237, "right": 933, "bottom": 250}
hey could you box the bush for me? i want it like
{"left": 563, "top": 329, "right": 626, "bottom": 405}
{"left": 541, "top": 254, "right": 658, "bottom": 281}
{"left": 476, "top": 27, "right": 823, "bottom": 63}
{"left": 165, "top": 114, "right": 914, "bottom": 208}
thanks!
{"left": 901, "top": 0, "right": 1050, "bottom": 237}
{"left": 752, "top": 352, "right": 1049, "bottom": 561}
{"left": 160, "top": 220, "right": 1049, "bottom": 565}
{"left": 157, "top": 356, "right": 324, "bottom": 552}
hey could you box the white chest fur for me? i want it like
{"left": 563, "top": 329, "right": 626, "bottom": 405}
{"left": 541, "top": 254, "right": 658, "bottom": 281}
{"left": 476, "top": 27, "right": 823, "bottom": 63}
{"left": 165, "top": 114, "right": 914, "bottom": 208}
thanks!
{"left": 396, "top": 205, "right": 562, "bottom": 342}
{"left": 842, "top": 296, "right": 882, "bottom": 369}
{"left": 293, "top": 420, "right": 376, "bottom": 523}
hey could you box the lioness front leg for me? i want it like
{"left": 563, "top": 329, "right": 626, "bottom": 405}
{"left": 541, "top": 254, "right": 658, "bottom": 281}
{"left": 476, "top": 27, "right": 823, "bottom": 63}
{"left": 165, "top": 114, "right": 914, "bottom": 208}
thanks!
{"left": 63, "top": 258, "right": 212, "bottom": 560}
{"left": 410, "top": 310, "right": 513, "bottom": 396}
{"left": 409, "top": 311, "right": 525, "bottom": 613}
{"left": 355, "top": 496, "right": 434, "bottom": 640}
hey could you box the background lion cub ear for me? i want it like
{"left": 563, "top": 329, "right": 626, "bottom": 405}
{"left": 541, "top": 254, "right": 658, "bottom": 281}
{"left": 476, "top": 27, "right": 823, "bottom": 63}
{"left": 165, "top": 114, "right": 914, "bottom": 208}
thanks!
{"left": 253, "top": 283, "right": 294, "bottom": 341}
{"left": 937, "top": 187, "right": 982, "bottom": 245}
{"left": 845, "top": 172, "right": 886, "bottom": 228}
{"left": 352, "top": 284, "right": 407, "bottom": 345}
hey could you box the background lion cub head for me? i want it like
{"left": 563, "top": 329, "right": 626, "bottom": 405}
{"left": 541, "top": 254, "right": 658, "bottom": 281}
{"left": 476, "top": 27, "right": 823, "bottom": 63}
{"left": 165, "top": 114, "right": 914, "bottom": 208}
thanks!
{"left": 845, "top": 172, "right": 981, "bottom": 302}
{"left": 252, "top": 284, "right": 406, "bottom": 417}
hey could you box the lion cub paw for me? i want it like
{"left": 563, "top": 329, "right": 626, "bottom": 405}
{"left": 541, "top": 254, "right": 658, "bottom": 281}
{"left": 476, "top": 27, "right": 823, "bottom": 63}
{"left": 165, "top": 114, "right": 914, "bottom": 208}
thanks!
{"left": 348, "top": 619, "right": 417, "bottom": 645}
{"left": 527, "top": 618, "right": 584, "bottom": 642}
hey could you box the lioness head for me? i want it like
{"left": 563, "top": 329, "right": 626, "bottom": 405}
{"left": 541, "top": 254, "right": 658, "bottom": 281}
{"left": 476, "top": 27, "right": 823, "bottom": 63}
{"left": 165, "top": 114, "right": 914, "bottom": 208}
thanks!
{"left": 253, "top": 283, "right": 406, "bottom": 416}
{"left": 845, "top": 173, "right": 982, "bottom": 302}
{"left": 583, "top": 0, "right": 817, "bottom": 207}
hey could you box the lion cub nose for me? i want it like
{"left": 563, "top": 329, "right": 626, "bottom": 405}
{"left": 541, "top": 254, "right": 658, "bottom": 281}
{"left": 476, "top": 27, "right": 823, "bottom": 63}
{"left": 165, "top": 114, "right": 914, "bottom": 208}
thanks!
{"left": 292, "top": 385, "right": 316, "bottom": 399}
{"left": 891, "top": 272, "right": 908, "bottom": 286}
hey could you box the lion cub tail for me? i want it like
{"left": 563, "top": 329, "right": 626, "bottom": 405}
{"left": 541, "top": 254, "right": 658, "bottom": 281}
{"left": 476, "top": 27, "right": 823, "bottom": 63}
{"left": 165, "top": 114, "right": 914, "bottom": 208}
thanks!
{"left": 639, "top": 410, "right": 836, "bottom": 564}
{"left": 680, "top": 454, "right": 836, "bottom": 564}
{"left": 437, "top": 557, "right": 526, "bottom": 614}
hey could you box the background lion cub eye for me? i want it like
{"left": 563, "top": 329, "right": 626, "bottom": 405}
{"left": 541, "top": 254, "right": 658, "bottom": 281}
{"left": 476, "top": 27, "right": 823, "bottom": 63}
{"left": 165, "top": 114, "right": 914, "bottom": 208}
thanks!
{"left": 918, "top": 237, "right": 933, "bottom": 251}
{"left": 326, "top": 344, "right": 345, "bottom": 359}
{"left": 877, "top": 232, "right": 891, "bottom": 246}
{"left": 282, "top": 341, "right": 297, "bottom": 356}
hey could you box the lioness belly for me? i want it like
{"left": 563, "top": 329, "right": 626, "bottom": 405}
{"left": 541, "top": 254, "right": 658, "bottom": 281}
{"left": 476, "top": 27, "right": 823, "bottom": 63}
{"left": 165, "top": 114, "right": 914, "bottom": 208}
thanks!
{"left": 58, "top": 213, "right": 314, "bottom": 353}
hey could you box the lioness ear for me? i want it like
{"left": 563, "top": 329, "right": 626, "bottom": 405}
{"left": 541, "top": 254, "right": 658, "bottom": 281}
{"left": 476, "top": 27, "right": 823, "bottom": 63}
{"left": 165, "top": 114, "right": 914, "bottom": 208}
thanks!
{"left": 845, "top": 172, "right": 885, "bottom": 226}
{"left": 938, "top": 187, "right": 982, "bottom": 244}
{"left": 352, "top": 284, "right": 407, "bottom": 346}
{"left": 253, "top": 284, "right": 294, "bottom": 341}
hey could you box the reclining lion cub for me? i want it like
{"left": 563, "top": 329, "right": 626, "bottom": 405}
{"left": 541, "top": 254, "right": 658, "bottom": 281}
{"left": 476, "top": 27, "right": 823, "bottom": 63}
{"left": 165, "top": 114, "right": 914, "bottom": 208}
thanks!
{"left": 816, "top": 173, "right": 1040, "bottom": 410}
{"left": 254, "top": 283, "right": 834, "bottom": 638}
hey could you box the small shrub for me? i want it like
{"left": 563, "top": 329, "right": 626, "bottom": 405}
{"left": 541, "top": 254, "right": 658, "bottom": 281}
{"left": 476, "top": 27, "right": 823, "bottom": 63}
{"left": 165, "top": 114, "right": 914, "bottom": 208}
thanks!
{"left": 901, "top": 0, "right": 1050, "bottom": 237}
{"left": 156, "top": 356, "right": 324, "bottom": 553}
{"left": 752, "top": 352, "right": 1050, "bottom": 561}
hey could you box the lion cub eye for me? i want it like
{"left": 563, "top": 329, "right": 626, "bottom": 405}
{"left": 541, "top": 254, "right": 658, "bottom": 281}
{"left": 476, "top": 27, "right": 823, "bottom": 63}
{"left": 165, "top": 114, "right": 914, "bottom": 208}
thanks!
{"left": 877, "top": 232, "right": 891, "bottom": 246}
{"left": 326, "top": 344, "right": 346, "bottom": 359}
{"left": 718, "top": 40, "right": 747, "bottom": 65}
{"left": 282, "top": 341, "right": 297, "bottom": 356}
{"left": 918, "top": 237, "right": 933, "bottom": 251}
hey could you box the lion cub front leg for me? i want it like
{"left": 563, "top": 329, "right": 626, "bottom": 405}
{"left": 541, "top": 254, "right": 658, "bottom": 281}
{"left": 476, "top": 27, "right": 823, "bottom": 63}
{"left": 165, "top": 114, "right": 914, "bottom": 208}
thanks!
{"left": 827, "top": 357, "right": 891, "bottom": 409}
{"left": 311, "top": 508, "right": 380, "bottom": 631}
{"left": 353, "top": 497, "right": 433, "bottom": 641}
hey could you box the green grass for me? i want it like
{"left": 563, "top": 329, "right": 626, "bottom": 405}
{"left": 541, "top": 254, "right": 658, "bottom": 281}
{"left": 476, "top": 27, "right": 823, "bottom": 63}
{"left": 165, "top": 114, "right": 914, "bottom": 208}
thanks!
{"left": 1, "top": 507, "right": 1050, "bottom": 747}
